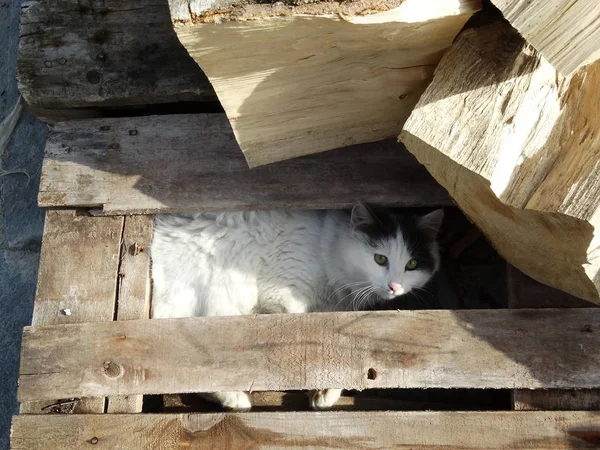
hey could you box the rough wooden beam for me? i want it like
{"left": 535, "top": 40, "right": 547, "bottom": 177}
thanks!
{"left": 18, "top": 0, "right": 216, "bottom": 113}
{"left": 169, "top": 0, "right": 481, "bottom": 166}
{"left": 38, "top": 114, "right": 451, "bottom": 214}
{"left": 490, "top": 0, "right": 600, "bottom": 76}
{"left": 18, "top": 309, "right": 600, "bottom": 402}
{"left": 399, "top": 20, "right": 600, "bottom": 304}
{"left": 11, "top": 411, "right": 600, "bottom": 449}
{"left": 20, "top": 210, "right": 123, "bottom": 414}
{"left": 507, "top": 265, "right": 600, "bottom": 411}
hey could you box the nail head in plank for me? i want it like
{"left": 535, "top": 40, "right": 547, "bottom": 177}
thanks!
{"left": 17, "top": 309, "right": 600, "bottom": 401}
{"left": 38, "top": 114, "right": 451, "bottom": 214}
{"left": 11, "top": 411, "right": 600, "bottom": 449}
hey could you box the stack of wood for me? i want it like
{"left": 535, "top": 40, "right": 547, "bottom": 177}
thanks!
{"left": 10, "top": 1, "right": 600, "bottom": 447}
{"left": 167, "top": 0, "right": 600, "bottom": 304}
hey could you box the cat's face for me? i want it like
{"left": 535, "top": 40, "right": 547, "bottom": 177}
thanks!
{"left": 346, "top": 204, "right": 443, "bottom": 302}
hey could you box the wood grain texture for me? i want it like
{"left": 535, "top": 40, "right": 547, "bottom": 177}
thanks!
{"left": 11, "top": 411, "right": 600, "bottom": 449}
{"left": 20, "top": 210, "right": 123, "bottom": 414}
{"left": 17, "top": 309, "right": 600, "bottom": 401}
{"left": 106, "top": 216, "right": 154, "bottom": 413}
{"left": 514, "top": 390, "right": 600, "bottom": 412}
{"left": 508, "top": 264, "right": 600, "bottom": 411}
{"left": 171, "top": 0, "right": 480, "bottom": 166}
{"left": 38, "top": 114, "right": 451, "bottom": 214}
{"left": 18, "top": 0, "right": 216, "bottom": 112}
{"left": 399, "top": 20, "right": 600, "bottom": 304}
{"left": 490, "top": 0, "right": 600, "bottom": 75}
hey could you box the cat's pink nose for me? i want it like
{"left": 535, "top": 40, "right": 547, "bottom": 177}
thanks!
{"left": 389, "top": 282, "right": 403, "bottom": 294}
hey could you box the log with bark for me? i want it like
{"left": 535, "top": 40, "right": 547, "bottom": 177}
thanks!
{"left": 169, "top": 0, "right": 481, "bottom": 167}
{"left": 399, "top": 20, "right": 600, "bottom": 304}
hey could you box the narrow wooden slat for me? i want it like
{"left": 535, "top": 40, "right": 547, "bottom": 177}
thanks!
{"left": 106, "top": 215, "right": 154, "bottom": 413}
{"left": 11, "top": 411, "right": 600, "bottom": 449}
{"left": 114, "top": 215, "right": 153, "bottom": 322}
{"left": 20, "top": 210, "right": 124, "bottom": 414}
{"left": 18, "top": 0, "right": 216, "bottom": 112}
{"left": 508, "top": 265, "right": 600, "bottom": 411}
{"left": 514, "top": 390, "right": 600, "bottom": 412}
{"left": 18, "top": 309, "right": 600, "bottom": 401}
{"left": 38, "top": 114, "right": 451, "bottom": 214}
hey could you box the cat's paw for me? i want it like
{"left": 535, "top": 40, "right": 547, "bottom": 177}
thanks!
{"left": 204, "top": 391, "right": 252, "bottom": 411}
{"left": 221, "top": 392, "right": 253, "bottom": 411}
{"left": 309, "top": 389, "right": 343, "bottom": 410}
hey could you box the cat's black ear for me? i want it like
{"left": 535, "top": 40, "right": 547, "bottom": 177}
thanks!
{"left": 419, "top": 209, "right": 444, "bottom": 239}
{"left": 351, "top": 203, "right": 375, "bottom": 231}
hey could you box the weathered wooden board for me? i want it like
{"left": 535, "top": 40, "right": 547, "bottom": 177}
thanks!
{"left": 11, "top": 411, "right": 600, "bottom": 449}
{"left": 399, "top": 20, "right": 600, "bottom": 304}
{"left": 507, "top": 265, "right": 600, "bottom": 411}
{"left": 514, "top": 390, "right": 600, "bottom": 412}
{"left": 18, "top": 309, "right": 600, "bottom": 401}
{"left": 20, "top": 210, "right": 123, "bottom": 414}
{"left": 490, "top": 0, "right": 600, "bottom": 75}
{"left": 106, "top": 215, "right": 154, "bottom": 413}
{"left": 38, "top": 114, "right": 451, "bottom": 215}
{"left": 170, "top": 0, "right": 480, "bottom": 166}
{"left": 18, "top": 0, "right": 216, "bottom": 112}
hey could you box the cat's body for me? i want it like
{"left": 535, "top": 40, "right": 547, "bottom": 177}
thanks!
{"left": 151, "top": 205, "right": 443, "bottom": 410}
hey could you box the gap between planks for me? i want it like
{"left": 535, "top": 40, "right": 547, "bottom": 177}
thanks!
{"left": 11, "top": 411, "right": 600, "bottom": 449}
{"left": 17, "top": 309, "right": 600, "bottom": 402}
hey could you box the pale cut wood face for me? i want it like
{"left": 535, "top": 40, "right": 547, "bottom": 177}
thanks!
{"left": 170, "top": 0, "right": 481, "bottom": 166}
{"left": 400, "top": 21, "right": 600, "bottom": 305}
{"left": 490, "top": 0, "right": 600, "bottom": 76}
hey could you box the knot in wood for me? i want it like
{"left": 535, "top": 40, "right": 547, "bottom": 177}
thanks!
{"left": 367, "top": 368, "right": 378, "bottom": 380}
{"left": 102, "top": 360, "right": 123, "bottom": 378}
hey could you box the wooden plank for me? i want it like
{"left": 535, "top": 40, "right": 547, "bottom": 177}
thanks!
{"left": 514, "top": 390, "right": 600, "bottom": 412}
{"left": 170, "top": 0, "right": 480, "bottom": 166}
{"left": 398, "top": 20, "right": 600, "bottom": 304}
{"left": 20, "top": 210, "right": 123, "bottom": 414}
{"left": 490, "top": 0, "right": 600, "bottom": 75}
{"left": 17, "top": 309, "right": 600, "bottom": 401}
{"left": 106, "top": 215, "right": 154, "bottom": 413}
{"left": 11, "top": 411, "right": 600, "bottom": 449}
{"left": 38, "top": 114, "right": 451, "bottom": 214}
{"left": 508, "top": 265, "right": 600, "bottom": 411}
{"left": 18, "top": 0, "right": 216, "bottom": 112}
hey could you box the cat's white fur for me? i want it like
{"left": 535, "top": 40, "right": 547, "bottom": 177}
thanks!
{"left": 151, "top": 206, "right": 442, "bottom": 410}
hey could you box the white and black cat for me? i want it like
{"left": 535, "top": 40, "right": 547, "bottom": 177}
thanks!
{"left": 151, "top": 204, "right": 443, "bottom": 410}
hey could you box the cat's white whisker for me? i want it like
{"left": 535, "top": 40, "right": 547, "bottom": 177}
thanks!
{"left": 335, "top": 284, "right": 370, "bottom": 309}
{"left": 327, "top": 281, "right": 369, "bottom": 304}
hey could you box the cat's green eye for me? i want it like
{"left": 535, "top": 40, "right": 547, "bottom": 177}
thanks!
{"left": 374, "top": 254, "right": 388, "bottom": 266}
{"left": 405, "top": 259, "right": 418, "bottom": 271}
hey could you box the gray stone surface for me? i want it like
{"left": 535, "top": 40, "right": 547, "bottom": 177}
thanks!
{"left": 0, "top": 1, "right": 47, "bottom": 448}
